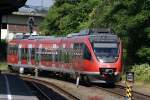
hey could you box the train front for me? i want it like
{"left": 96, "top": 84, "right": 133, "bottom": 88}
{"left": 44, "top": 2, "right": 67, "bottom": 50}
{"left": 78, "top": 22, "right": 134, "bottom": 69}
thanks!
{"left": 90, "top": 34, "right": 123, "bottom": 83}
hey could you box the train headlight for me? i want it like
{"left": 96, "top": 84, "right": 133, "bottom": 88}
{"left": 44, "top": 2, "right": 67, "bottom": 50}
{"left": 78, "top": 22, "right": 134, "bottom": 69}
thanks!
{"left": 100, "top": 68, "right": 116, "bottom": 75}
{"left": 105, "top": 69, "right": 113, "bottom": 74}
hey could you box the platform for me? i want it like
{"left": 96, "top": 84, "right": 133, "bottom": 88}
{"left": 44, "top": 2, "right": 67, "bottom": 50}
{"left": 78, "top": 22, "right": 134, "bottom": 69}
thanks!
{"left": 0, "top": 74, "right": 38, "bottom": 100}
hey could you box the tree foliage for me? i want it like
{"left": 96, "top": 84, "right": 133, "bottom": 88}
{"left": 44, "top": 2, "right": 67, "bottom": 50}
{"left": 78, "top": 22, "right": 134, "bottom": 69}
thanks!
{"left": 40, "top": 0, "right": 150, "bottom": 65}
{"left": 39, "top": 0, "right": 100, "bottom": 35}
{"left": 90, "top": 0, "right": 150, "bottom": 64}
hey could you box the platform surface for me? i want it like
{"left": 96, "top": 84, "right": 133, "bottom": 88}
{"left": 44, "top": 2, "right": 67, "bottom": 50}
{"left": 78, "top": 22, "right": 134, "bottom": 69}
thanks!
{"left": 0, "top": 74, "right": 38, "bottom": 100}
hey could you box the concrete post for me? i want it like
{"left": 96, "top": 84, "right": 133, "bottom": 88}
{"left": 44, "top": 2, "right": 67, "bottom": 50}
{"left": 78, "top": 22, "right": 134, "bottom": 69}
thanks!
{"left": 34, "top": 67, "right": 38, "bottom": 78}
{"left": 76, "top": 72, "right": 80, "bottom": 87}
{"left": 19, "top": 67, "right": 24, "bottom": 74}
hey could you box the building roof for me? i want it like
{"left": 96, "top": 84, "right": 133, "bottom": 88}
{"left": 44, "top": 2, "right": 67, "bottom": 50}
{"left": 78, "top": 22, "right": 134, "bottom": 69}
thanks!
{"left": 0, "top": 0, "right": 27, "bottom": 14}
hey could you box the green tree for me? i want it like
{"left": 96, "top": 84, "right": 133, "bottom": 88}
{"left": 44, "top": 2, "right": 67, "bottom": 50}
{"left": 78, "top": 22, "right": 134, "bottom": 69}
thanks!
{"left": 40, "top": 0, "right": 150, "bottom": 65}
{"left": 40, "top": 0, "right": 100, "bottom": 35}
{"left": 91, "top": 0, "right": 150, "bottom": 65}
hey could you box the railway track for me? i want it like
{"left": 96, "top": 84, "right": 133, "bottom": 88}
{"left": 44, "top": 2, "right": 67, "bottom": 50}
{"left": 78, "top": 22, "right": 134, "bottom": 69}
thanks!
{"left": 22, "top": 75, "right": 150, "bottom": 100}
{"left": 21, "top": 76, "right": 80, "bottom": 100}
{"left": 93, "top": 84, "right": 150, "bottom": 100}
{"left": 1, "top": 70, "right": 150, "bottom": 100}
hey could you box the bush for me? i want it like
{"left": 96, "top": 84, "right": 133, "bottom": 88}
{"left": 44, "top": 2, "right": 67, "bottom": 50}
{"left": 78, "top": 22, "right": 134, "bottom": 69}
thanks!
{"left": 131, "top": 64, "right": 150, "bottom": 82}
{"left": 137, "top": 47, "right": 150, "bottom": 64}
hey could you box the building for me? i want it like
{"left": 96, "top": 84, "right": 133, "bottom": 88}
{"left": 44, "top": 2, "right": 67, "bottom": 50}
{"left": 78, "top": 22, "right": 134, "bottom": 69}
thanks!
{"left": 1, "top": 9, "right": 46, "bottom": 40}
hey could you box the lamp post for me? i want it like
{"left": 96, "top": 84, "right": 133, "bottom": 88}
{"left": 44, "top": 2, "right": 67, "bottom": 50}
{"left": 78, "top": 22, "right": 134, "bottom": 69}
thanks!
{"left": 27, "top": 17, "right": 34, "bottom": 35}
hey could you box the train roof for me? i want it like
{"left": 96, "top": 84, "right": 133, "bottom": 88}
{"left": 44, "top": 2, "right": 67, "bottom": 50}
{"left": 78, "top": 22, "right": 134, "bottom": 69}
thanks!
{"left": 66, "top": 28, "right": 114, "bottom": 37}
{"left": 10, "top": 28, "right": 119, "bottom": 42}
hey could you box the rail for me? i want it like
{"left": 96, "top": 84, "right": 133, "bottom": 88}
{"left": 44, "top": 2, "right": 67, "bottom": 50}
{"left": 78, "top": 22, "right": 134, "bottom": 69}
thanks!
{"left": 1, "top": 70, "right": 150, "bottom": 100}
{"left": 21, "top": 76, "right": 80, "bottom": 100}
{"left": 93, "top": 84, "right": 150, "bottom": 100}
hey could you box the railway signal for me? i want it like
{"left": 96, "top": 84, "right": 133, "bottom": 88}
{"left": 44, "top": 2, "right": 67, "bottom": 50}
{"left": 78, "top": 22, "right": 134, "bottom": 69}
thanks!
{"left": 125, "top": 72, "right": 134, "bottom": 100}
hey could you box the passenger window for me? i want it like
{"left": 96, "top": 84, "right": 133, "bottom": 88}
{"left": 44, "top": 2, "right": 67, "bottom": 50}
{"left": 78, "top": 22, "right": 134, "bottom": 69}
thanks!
{"left": 31, "top": 48, "right": 35, "bottom": 59}
{"left": 35, "top": 48, "right": 39, "bottom": 62}
{"left": 8, "top": 45, "right": 18, "bottom": 55}
{"left": 73, "top": 43, "right": 80, "bottom": 49}
{"left": 83, "top": 45, "right": 91, "bottom": 60}
{"left": 22, "top": 48, "right": 28, "bottom": 59}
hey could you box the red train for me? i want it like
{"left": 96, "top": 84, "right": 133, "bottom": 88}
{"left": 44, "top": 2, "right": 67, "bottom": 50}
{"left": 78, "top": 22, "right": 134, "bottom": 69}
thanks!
{"left": 7, "top": 29, "right": 123, "bottom": 84}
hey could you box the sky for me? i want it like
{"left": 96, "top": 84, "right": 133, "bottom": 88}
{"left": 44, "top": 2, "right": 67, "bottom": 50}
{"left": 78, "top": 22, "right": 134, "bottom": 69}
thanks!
{"left": 26, "top": 0, "right": 54, "bottom": 7}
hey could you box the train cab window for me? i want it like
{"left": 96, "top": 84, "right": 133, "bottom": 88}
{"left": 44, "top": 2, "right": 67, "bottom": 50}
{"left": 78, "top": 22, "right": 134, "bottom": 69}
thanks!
{"left": 83, "top": 45, "right": 91, "bottom": 60}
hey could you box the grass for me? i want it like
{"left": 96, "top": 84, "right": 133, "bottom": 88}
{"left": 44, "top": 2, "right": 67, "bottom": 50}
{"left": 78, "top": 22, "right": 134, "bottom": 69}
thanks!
{"left": 0, "top": 62, "right": 7, "bottom": 70}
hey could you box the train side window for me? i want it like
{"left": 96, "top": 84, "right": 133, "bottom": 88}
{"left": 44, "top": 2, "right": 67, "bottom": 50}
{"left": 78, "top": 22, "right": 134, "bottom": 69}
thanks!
{"left": 31, "top": 48, "right": 35, "bottom": 59}
{"left": 83, "top": 45, "right": 91, "bottom": 60}
{"left": 73, "top": 43, "right": 80, "bottom": 49}
{"left": 8, "top": 45, "right": 12, "bottom": 55}
{"left": 41, "top": 48, "right": 46, "bottom": 61}
{"left": 35, "top": 48, "right": 39, "bottom": 62}
{"left": 49, "top": 53, "right": 52, "bottom": 61}
{"left": 54, "top": 50, "right": 59, "bottom": 62}
{"left": 22, "top": 48, "right": 28, "bottom": 59}
{"left": 14, "top": 45, "right": 18, "bottom": 55}
{"left": 8, "top": 45, "right": 18, "bottom": 55}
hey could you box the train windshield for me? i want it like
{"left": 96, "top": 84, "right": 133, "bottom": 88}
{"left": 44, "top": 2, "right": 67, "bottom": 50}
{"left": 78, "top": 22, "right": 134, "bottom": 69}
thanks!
{"left": 93, "top": 42, "right": 119, "bottom": 63}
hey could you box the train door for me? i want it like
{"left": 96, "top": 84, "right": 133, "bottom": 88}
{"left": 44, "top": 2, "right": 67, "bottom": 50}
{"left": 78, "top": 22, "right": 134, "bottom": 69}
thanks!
{"left": 82, "top": 44, "right": 93, "bottom": 71}
{"left": 28, "top": 44, "right": 32, "bottom": 64}
{"left": 38, "top": 44, "right": 42, "bottom": 66}
{"left": 18, "top": 44, "right": 22, "bottom": 64}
